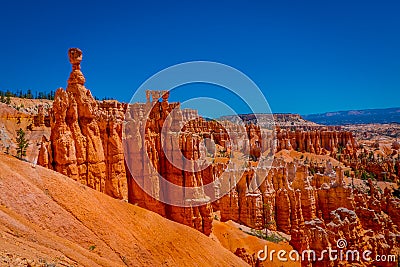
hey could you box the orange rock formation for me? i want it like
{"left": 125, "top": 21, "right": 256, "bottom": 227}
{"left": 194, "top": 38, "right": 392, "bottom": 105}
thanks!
{"left": 38, "top": 48, "right": 127, "bottom": 200}
{"left": 276, "top": 127, "right": 357, "bottom": 157}
{"left": 124, "top": 91, "right": 214, "bottom": 235}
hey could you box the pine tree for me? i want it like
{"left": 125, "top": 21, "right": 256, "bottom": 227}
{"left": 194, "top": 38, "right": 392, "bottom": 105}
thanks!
{"left": 26, "top": 89, "right": 33, "bottom": 99}
{"left": 16, "top": 128, "right": 29, "bottom": 159}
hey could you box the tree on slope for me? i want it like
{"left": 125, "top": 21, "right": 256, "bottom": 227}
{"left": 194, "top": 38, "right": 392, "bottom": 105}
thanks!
{"left": 16, "top": 128, "right": 29, "bottom": 159}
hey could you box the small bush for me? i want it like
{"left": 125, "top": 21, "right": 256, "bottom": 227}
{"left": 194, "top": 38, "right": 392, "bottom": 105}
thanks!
{"left": 246, "top": 229, "right": 286, "bottom": 243}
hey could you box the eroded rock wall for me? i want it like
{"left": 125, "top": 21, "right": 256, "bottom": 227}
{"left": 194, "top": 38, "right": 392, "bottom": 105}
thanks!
{"left": 218, "top": 157, "right": 400, "bottom": 266}
{"left": 276, "top": 127, "right": 357, "bottom": 157}
{"left": 124, "top": 93, "right": 213, "bottom": 235}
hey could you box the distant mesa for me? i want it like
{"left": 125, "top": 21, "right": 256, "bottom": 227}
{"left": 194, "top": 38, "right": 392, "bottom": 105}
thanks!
{"left": 219, "top": 113, "right": 320, "bottom": 128}
{"left": 303, "top": 107, "right": 400, "bottom": 125}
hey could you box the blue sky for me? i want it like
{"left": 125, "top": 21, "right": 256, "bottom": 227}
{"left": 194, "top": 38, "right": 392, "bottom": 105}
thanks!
{"left": 0, "top": 0, "right": 399, "bottom": 116}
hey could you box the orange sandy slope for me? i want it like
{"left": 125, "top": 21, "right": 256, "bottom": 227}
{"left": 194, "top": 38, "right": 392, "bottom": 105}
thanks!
{"left": 0, "top": 154, "right": 248, "bottom": 267}
{"left": 211, "top": 220, "right": 301, "bottom": 267}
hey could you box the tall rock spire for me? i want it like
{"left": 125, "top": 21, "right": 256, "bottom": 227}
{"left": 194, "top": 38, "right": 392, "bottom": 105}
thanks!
{"left": 38, "top": 48, "right": 128, "bottom": 200}
{"left": 68, "top": 48, "right": 86, "bottom": 85}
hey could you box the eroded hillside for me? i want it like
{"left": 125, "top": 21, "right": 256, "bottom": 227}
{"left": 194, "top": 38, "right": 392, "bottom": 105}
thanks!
{"left": 0, "top": 154, "right": 248, "bottom": 267}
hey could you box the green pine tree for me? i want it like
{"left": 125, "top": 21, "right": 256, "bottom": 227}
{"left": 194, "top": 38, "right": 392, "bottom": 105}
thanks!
{"left": 16, "top": 128, "right": 29, "bottom": 159}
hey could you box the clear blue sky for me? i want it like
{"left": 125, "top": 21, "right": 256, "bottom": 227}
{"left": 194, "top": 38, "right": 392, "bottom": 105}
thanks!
{"left": 0, "top": 0, "right": 399, "bottom": 115}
